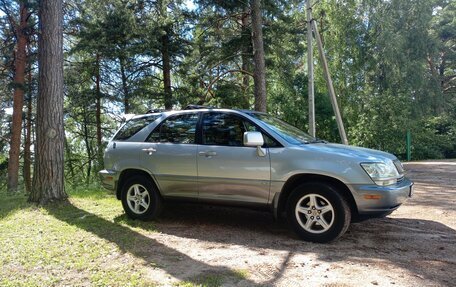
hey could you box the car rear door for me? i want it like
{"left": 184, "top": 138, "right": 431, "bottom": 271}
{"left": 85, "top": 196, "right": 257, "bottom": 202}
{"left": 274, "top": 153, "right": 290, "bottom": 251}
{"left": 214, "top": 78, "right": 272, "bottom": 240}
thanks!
{"left": 108, "top": 115, "right": 161, "bottom": 173}
{"left": 139, "top": 112, "right": 199, "bottom": 198}
{"left": 197, "top": 112, "right": 271, "bottom": 205}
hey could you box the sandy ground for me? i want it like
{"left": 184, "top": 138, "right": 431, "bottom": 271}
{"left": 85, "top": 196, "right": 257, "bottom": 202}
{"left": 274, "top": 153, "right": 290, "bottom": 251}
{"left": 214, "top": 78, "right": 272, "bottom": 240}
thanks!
{"left": 139, "top": 161, "right": 456, "bottom": 286}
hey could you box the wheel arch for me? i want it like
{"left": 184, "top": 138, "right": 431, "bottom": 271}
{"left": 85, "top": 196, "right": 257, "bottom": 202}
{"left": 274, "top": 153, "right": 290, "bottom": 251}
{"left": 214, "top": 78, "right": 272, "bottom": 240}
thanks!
{"left": 116, "top": 168, "right": 161, "bottom": 200}
{"left": 276, "top": 174, "right": 358, "bottom": 219}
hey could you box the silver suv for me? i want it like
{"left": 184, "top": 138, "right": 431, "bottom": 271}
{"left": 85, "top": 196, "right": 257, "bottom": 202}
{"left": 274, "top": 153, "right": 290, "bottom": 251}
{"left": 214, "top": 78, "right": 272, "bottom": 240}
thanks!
{"left": 99, "top": 106, "right": 413, "bottom": 242}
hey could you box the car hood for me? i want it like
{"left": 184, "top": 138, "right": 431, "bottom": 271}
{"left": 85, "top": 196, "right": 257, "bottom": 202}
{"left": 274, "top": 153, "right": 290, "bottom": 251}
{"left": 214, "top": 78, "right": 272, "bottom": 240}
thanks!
{"left": 302, "top": 143, "right": 397, "bottom": 162}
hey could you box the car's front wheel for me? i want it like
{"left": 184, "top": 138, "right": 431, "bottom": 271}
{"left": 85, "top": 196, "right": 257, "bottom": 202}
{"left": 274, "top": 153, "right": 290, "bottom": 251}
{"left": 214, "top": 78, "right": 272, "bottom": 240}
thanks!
{"left": 121, "top": 175, "right": 162, "bottom": 220}
{"left": 286, "top": 182, "right": 351, "bottom": 243}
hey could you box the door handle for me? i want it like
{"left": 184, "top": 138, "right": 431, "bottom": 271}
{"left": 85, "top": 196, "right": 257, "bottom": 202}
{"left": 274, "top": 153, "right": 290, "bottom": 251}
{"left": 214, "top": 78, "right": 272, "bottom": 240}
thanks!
{"left": 199, "top": 151, "right": 217, "bottom": 157}
{"left": 142, "top": 147, "right": 156, "bottom": 155}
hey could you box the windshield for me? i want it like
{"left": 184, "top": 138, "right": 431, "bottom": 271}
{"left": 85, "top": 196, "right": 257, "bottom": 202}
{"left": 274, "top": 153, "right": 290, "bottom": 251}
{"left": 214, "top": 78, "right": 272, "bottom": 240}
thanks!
{"left": 249, "top": 113, "right": 316, "bottom": 145}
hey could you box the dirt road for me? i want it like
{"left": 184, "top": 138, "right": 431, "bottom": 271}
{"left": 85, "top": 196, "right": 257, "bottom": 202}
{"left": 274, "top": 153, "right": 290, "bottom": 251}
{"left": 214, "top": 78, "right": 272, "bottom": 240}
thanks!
{"left": 144, "top": 161, "right": 456, "bottom": 286}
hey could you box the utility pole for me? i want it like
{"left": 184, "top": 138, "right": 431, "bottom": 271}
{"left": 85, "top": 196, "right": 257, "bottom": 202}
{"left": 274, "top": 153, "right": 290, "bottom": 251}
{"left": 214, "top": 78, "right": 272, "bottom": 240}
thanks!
{"left": 311, "top": 19, "right": 348, "bottom": 145}
{"left": 307, "top": 0, "right": 315, "bottom": 138}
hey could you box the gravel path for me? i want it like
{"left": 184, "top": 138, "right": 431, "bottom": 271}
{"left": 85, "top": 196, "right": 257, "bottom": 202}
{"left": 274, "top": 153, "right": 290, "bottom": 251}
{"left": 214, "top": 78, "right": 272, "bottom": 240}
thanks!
{"left": 142, "top": 160, "right": 456, "bottom": 286}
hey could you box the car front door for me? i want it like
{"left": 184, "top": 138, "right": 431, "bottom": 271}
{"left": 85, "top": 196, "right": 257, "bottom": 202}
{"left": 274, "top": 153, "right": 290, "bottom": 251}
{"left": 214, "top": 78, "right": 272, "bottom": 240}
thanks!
{"left": 197, "top": 112, "right": 271, "bottom": 205}
{"left": 139, "top": 112, "right": 199, "bottom": 199}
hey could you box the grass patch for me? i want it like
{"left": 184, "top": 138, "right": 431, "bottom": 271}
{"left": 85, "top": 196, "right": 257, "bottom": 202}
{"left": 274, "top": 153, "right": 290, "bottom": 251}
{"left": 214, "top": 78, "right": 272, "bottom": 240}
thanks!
{"left": 233, "top": 268, "right": 249, "bottom": 280}
{"left": 0, "top": 189, "right": 255, "bottom": 287}
{"left": 0, "top": 189, "right": 154, "bottom": 287}
{"left": 175, "top": 269, "right": 249, "bottom": 287}
{"left": 175, "top": 274, "right": 224, "bottom": 287}
{"left": 0, "top": 191, "right": 29, "bottom": 220}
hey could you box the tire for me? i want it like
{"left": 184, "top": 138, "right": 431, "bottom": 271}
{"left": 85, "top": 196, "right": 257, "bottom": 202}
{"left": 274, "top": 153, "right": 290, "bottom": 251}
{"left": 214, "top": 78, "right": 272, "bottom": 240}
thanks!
{"left": 121, "top": 175, "right": 163, "bottom": 220}
{"left": 286, "top": 182, "right": 351, "bottom": 243}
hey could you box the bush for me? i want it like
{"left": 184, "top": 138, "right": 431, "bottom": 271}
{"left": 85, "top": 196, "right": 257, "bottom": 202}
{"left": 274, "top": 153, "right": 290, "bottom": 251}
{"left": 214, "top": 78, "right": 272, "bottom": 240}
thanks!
{"left": 411, "top": 116, "right": 456, "bottom": 160}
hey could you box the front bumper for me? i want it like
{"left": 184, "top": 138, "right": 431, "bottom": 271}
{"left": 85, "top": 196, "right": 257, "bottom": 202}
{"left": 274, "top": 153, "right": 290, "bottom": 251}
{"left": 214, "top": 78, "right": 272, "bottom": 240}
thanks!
{"left": 98, "top": 169, "right": 118, "bottom": 191}
{"left": 348, "top": 177, "right": 413, "bottom": 215}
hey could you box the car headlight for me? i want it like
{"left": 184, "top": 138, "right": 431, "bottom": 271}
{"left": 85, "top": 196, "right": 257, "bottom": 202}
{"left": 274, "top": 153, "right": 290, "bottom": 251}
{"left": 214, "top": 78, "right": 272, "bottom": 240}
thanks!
{"left": 360, "top": 161, "right": 400, "bottom": 186}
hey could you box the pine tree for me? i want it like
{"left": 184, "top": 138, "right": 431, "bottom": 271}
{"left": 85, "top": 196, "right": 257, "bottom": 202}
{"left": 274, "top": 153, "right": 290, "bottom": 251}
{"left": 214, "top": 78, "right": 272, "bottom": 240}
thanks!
{"left": 4, "top": 0, "right": 30, "bottom": 192}
{"left": 29, "top": 0, "right": 66, "bottom": 204}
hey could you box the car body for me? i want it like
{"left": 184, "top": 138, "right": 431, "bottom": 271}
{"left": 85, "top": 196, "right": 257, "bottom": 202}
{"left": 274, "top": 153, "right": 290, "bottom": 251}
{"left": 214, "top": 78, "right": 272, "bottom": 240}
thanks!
{"left": 99, "top": 107, "right": 413, "bottom": 242}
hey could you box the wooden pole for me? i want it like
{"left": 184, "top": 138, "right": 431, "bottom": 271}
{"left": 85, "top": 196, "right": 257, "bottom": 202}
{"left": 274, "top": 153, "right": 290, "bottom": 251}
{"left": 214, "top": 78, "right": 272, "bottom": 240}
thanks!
{"left": 311, "top": 20, "right": 348, "bottom": 145}
{"left": 307, "top": 0, "right": 315, "bottom": 138}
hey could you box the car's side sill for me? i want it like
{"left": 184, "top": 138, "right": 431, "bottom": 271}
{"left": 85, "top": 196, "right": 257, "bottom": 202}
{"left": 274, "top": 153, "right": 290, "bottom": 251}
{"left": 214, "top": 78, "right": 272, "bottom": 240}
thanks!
{"left": 163, "top": 196, "right": 270, "bottom": 211}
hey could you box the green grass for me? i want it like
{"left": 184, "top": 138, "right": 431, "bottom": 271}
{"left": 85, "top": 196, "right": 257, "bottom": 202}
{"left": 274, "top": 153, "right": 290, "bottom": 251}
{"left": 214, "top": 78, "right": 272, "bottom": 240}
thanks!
{"left": 0, "top": 189, "right": 154, "bottom": 287}
{"left": 0, "top": 189, "right": 254, "bottom": 287}
{"left": 175, "top": 274, "right": 224, "bottom": 287}
{"left": 232, "top": 268, "right": 249, "bottom": 280}
{"left": 174, "top": 269, "right": 250, "bottom": 287}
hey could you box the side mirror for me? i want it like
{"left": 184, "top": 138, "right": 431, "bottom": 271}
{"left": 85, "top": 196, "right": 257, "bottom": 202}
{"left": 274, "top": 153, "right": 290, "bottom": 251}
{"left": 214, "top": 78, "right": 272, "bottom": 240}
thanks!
{"left": 243, "top": 131, "right": 264, "bottom": 147}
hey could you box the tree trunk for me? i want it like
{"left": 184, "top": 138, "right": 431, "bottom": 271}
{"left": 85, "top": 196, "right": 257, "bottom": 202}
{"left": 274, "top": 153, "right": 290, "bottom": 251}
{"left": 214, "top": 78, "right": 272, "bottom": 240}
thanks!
{"left": 23, "top": 44, "right": 33, "bottom": 194}
{"left": 95, "top": 54, "right": 103, "bottom": 169}
{"left": 162, "top": 30, "right": 172, "bottom": 110}
{"left": 7, "top": 3, "right": 28, "bottom": 193}
{"left": 250, "top": 0, "right": 267, "bottom": 112}
{"left": 82, "top": 113, "right": 92, "bottom": 186}
{"left": 64, "top": 134, "right": 76, "bottom": 188}
{"left": 119, "top": 56, "right": 130, "bottom": 113}
{"left": 29, "top": 0, "right": 67, "bottom": 204}
{"left": 241, "top": 7, "right": 251, "bottom": 109}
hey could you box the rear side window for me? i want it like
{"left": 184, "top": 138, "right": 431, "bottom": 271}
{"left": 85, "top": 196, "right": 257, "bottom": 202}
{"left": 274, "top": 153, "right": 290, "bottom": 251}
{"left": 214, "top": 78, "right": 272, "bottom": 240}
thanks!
{"left": 114, "top": 115, "right": 160, "bottom": 141}
{"left": 147, "top": 113, "right": 199, "bottom": 144}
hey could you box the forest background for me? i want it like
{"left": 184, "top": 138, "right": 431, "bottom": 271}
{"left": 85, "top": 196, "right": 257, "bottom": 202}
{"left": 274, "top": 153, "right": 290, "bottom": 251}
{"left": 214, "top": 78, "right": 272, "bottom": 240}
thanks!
{"left": 0, "top": 0, "right": 455, "bottom": 192}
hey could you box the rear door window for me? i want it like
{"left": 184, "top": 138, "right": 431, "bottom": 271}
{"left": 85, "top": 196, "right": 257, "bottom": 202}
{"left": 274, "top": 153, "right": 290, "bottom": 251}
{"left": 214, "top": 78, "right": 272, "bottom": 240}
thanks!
{"left": 146, "top": 113, "right": 199, "bottom": 144}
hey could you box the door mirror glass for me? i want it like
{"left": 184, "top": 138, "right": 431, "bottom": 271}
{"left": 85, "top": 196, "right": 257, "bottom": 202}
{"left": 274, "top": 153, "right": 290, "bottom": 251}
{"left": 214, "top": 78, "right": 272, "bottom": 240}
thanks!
{"left": 243, "top": 131, "right": 264, "bottom": 147}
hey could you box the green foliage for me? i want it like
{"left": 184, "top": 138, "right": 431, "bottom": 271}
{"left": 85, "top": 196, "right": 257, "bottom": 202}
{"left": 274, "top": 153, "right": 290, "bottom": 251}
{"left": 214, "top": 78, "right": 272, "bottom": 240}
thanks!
{"left": 411, "top": 116, "right": 456, "bottom": 160}
{"left": 1, "top": 0, "right": 455, "bottom": 189}
{"left": 0, "top": 154, "right": 8, "bottom": 190}
{"left": 314, "top": 0, "right": 455, "bottom": 156}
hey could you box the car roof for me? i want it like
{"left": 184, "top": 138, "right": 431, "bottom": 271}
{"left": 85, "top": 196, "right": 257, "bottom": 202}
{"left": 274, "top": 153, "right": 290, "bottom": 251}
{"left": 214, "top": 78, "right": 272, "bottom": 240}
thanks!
{"left": 130, "top": 107, "right": 268, "bottom": 120}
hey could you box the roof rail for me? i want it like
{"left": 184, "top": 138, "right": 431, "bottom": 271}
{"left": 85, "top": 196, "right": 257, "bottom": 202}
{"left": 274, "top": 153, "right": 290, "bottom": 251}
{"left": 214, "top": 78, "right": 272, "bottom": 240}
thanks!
{"left": 146, "top": 108, "right": 165, "bottom": 113}
{"left": 183, "top": 104, "right": 215, "bottom": 110}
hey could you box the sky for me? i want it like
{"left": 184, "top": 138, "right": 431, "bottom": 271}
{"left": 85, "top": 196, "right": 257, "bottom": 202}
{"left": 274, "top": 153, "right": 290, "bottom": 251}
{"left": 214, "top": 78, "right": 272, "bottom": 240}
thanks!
{"left": 184, "top": 0, "right": 196, "bottom": 11}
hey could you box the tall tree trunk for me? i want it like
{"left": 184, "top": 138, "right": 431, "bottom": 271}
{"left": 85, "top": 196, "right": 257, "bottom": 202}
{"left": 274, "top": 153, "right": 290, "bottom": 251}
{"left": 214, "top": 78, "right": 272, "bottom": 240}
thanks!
{"left": 241, "top": 7, "right": 251, "bottom": 109}
{"left": 95, "top": 54, "right": 103, "bottom": 169}
{"left": 250, "top": 0, "right": 267, "bottom": 112}
{"left": 158, "top": 0, "right": 172, "bottom": 110}
{"left": 162, "top": 30, "right": 172, "bottom": 110}
{"left": 64, "top": 134, "right": 76, "bottom": 188}
{"left": 7, "top": 3, "right": 28, "bottom": 193}
{"left": 119, "top": 56, "right": 130, "bottom": 113}
{"left": 82, "top": 113, "right": 92, "bottom": 186}
{"left": 29, "top": 0, "right": 67, "bottom": 204}
{"left": 23, "top": 45, "right": 33, "bottom": 193}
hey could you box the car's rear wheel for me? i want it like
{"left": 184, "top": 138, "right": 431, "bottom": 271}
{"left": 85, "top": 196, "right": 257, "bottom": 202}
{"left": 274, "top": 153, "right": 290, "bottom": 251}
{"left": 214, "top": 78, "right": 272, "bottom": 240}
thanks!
{"left": 286, "top": 182, "right": 351, "bottom": 243}
{"left": 121, "top": 175, "right": 162, "bottom": 220}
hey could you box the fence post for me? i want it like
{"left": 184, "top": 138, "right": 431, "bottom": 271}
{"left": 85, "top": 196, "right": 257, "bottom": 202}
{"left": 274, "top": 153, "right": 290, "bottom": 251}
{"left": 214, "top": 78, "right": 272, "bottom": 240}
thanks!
{"left": 406, "top": 130, "right": 411, "bottom": 161}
